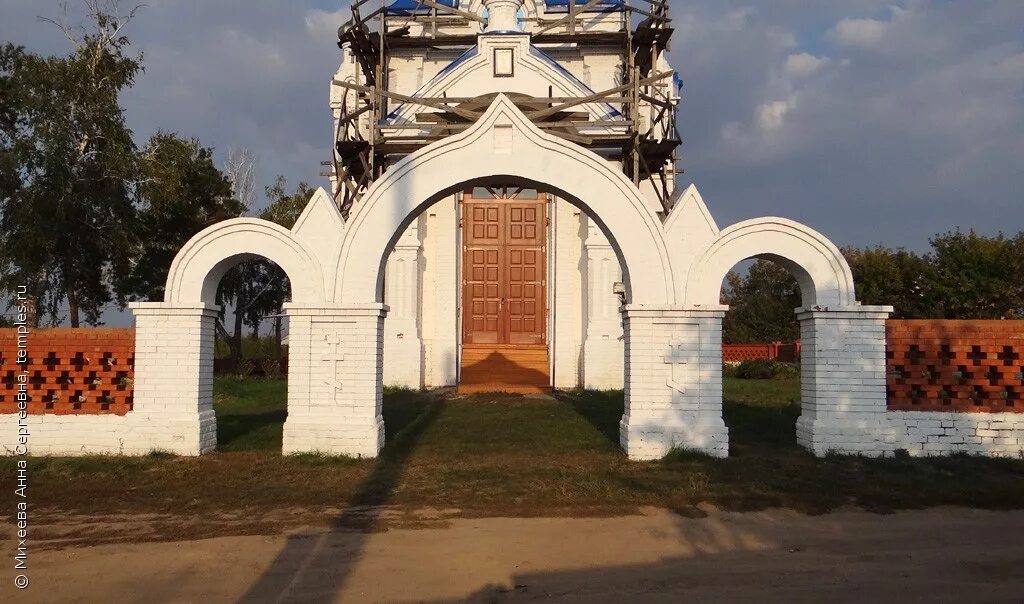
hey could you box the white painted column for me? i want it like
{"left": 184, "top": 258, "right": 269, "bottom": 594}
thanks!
{"left": 620, "top": 305, "right": 729, "bottom": 460}
{"left": 282, "top": 304, "right": 388, "bottom": 458}
{"left": 582, "top": 221, "right": 625, "bottom": 390}
{"left": 422, "top": 197, "right": 459, "bottom": 387}
{"left": 129, "top": 302, "right": 219, "bottom": 455}
{"left": 383, "top": 222, "right": 424, "bottom": 389}
{"left": 551, "top": 198, "right": 583, "bottom": 389}
{"left": 795, "top": 306, "right": 895, "bottom": 457}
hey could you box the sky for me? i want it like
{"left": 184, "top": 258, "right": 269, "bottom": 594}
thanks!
{"left": 0, "top": 0, "right": 1022, "bottom": 326}
{"left": 1, "top": 0, "right": 1021, "bottom": 250}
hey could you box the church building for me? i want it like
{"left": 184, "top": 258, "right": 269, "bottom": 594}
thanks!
{"left": 329, "top": 0, "right": 680, "bottom": 391}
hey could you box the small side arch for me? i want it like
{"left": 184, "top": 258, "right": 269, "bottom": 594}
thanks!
{"left": 685, "top": 217, "right": 856, "bottom": 309}
{"left": 164, "top": 218, "right": 326, "bottom": 305}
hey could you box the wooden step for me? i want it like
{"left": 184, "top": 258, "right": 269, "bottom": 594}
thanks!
{"left": 459, "top": 345, "right": 550, "bottom": 393}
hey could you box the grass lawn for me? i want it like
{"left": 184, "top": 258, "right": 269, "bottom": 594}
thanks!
{"left": 4, "top": 376, "right": 1024, "bottom": 542}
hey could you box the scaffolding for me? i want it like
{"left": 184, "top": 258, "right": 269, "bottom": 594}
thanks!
{"left": 327, "top": 0, "right": 679, "bottom": 219}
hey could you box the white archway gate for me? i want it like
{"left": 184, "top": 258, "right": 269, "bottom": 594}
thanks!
{"left": 124, "top": 95, "right": 892, "bottom": 460}
{"left": 684, "top": 217, "right": 893, "bottom": 456}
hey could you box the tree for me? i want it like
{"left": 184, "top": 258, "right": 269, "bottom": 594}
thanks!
{"left": 255, "top": 177, "right": 312, "bottom": 354}
{"left": 721, "top": 259, "right": 801, "bottom": 343}
{"left": 213, "top": 177, "right": 310, "bottom": 364}
{"left": 929, "top": 230, "right": 1024, "bottom": 319}
{"left": 842, "top": 245, "right": 940, "bottom": 319}
{"left": 120, "top": 131, "right": 244, "bottom": 302}
{"left": 0, "top": 1, "right": 143, "bottom": 326}
{"left": 261, "top": 175, "right": 315, "bottom": 229}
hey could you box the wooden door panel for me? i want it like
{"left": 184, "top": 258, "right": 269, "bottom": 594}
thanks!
{"left": 462, "top": 194, "right": 546, "bottom": 346}
{"left": 504, "top": 204, "right": 546, "bottom": 345}
{"left": 463, "top": 235, "right": 503, "bottom": 344}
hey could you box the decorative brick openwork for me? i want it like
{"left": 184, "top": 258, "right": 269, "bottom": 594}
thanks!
{"left": 723, "top": 341, "right": 800, "bottom": 363}
{"left": 0, "top": 328, "right": 135, "bottom": 415}
{"left": 887, "top": 320, "right": 1024, "bottom": 413}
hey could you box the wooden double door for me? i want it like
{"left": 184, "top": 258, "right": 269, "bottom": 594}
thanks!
{"left": 461, "top": 187, "right": 547, "bottom": 346}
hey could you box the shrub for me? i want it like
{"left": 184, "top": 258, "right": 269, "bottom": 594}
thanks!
{"left": 734, "top": 359, "right": 775, "bottom": 379}
{"left": 734, "top": 359, "right": 799, "bottom": 380}
{"left": 771, "top": 362, "right": 799, "bottom": 380}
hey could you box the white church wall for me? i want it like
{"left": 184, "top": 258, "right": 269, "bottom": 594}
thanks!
{"left": 551, "top": 197, "right": 584, "bottom": 389}
{"left": 421, "top": 196, "right": 460, "bottom": 388}
{"left": 582, "top": 218, "right": 625, "bottom": 390}
{"left": 382, "top": 220, "right": 424, "bottom": 389}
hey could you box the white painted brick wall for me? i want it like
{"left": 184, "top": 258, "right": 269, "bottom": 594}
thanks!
{"left": 887, "top": 412, "right": 1024, "bottom": 457}
{"left": 282, "top": 304, "right": 388, "bottom": 457}
{"left": 795, "top": 307, "right": 897, "bottom": 457}
{"left": 620, "top": 305, "right": 729, "bottom": 460}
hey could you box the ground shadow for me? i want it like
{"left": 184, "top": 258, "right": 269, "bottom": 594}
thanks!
{"left": 217, "top": 410, "right": 288, "bottom": 450}
{"left": 238, "top": 391, "right": 447, "bottom": 603}
{"left": 722, "top": 400, "right": 801, "bottom": 455}
{"left": 555, "top": 389, "right": 624, "bottom": 448}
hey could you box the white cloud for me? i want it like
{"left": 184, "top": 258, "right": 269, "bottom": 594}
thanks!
{"left": 828, "top": 5, "right": 910, "bottom": 49}
{"left": 783, "top": 53, "right": 829, "bottom": 78}
{"left": 756, "top": 97, "right": 796, "bottom": 132}
{"left": 304, "top": 8, "right": 348, "bottom": 42}
{"left": 829, "top": 17, "right": 889, "bottom": 47}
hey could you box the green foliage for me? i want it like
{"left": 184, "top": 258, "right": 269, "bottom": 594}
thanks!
{"left": 723, "top": 232, "right": 1024, "bottom": 340}
{"left": 842, "top": 244, "right": 940, "bottom": 318}
{"left": 928, "top": 230, "right": 1024, "bottom": 319}
{"left": 733, "top": 360, "right": 799, "bottom": 380}
{"left": 844, "top": 231, "right": 1024, "bottom": 319}
{"left": 121, "top": 131, "right": 244, "bottom": 301}
{"left": 722, "top": 260, "right": 801, "bottom": 343}
{"left": 261, "top": 175, "right": 316, "bottom": 229}
{"left": 215, "top": 334, "right": 285, "bottom": 360}
{"left": 0, "top": 8, "right": 142, "bottom": 326}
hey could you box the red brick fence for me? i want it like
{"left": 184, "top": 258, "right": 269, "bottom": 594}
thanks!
{"left": 1, "top": 328, "right": 135, "bottom": 415}
{"left": 723, "top": 341, "right": 801, "bottom": 363}
{"left": 886, "top": 320, "right": 1024, "bottom": 413}
{"left": 5, "top": 322, "right": 1024, "bottom": 417}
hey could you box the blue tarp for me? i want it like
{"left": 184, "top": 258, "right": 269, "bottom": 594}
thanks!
{"left": 543, "top": 0, "right": 624, "bottom": 13}
{"left": 385, "top": 0, "right": 458, "bottom": 16}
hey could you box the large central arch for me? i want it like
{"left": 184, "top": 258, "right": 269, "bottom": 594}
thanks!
{"left": 333, "top": 94, "right": 677, "bottom": 306}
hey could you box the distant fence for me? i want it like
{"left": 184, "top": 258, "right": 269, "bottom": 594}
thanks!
{"left": 723, "top": 341, "right": 800, "bottom": 363}
{"left": 887, "top": 320, "right": 1024, "bottom": 413}
{"left": 0, "top": 328, "right": 135, "bottom": 415}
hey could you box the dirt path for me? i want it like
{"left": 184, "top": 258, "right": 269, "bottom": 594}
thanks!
{"left": 5, "top": 507, "right": 1024, "bottom": 603}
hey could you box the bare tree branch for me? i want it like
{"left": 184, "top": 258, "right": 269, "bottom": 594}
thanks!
{"left": 224, "top": 147, "right": 259, "bottom": 211}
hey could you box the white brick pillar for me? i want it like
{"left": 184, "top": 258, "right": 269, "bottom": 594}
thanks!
{"left": 383, "top": 223, "right": 423, "bottom": 389}
{"left": 282, "top": 304, "right": 388, "bottom": 457}
{"left": 620, "top": 305, "right": 729, "bottom": 460}
{"left": 129, "top": 302, "right": 219, "bottom": 455}
{"left": 795, "top": 306, "right": 895, "bottom": 457}
{"left": 582, "top": 221, "right": 625, "bottom": 390}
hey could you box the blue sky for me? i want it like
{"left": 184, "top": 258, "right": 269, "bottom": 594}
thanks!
{"left": 1, "top": 1, "right": 1023, "bottom": 324}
